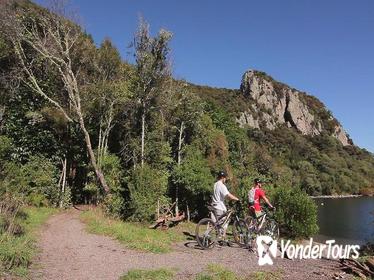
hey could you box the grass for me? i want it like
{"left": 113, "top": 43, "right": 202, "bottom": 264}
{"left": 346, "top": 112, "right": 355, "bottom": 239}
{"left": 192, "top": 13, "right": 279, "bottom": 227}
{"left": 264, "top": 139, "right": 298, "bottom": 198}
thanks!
{"left": 119, "top": 265, "right": 284, "bottom": 280}
{"left": 0, "top": 207, "right": 57, "bottom": 278}
{"left": 120, "top": 268, "right": 176, "bottom": 280}
{"left": 249, "top": 270, "right": 283, "bottom": 280}
{"left": 195, "top": 264, "right": 238, "bottom": 280}
{"left": 80, "top": 208, "right": 193, "bottom": 253}
{"left": 195, "top": 264, "right": 283, "bottom": 280}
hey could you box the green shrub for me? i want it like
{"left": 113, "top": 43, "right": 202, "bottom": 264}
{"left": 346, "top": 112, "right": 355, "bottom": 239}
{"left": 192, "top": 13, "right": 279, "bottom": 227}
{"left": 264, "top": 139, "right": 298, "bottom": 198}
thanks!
{"left": 0, "top": 195, "right": 25, "bottom": 236}
{"left": 59, "top": 186, "right": 72, "bottom": 209}
{"left": 0, "top": 136, "right": 13, "bottom": 160}
{"left": 0, "top": 235, "right": 32, "bottom": 270}
{"left": 1, "top": 156, "right": 59, "bottom": 205}
{"left": 127, "top": 164, "right": 169, "bottom": 221}
{"left": 101, "top": 154, "right": 126, "bottom": 217}
{"left": 172, "top": 145, "right": 214, "bottom": 219}
{"left": 271, "top": 187, "right": 318, "bottom": 238}
{"left": 27, "top": 193, "right": 49, "bottom": 207}
{"left": 0, "top": 206, "right": 56, "bottom": 276}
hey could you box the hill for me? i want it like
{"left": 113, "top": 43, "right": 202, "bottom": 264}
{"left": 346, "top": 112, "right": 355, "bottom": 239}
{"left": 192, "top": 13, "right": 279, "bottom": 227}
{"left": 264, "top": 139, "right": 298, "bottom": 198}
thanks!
{"left": 186, "top": 70, "right": 374, "bottom": 196}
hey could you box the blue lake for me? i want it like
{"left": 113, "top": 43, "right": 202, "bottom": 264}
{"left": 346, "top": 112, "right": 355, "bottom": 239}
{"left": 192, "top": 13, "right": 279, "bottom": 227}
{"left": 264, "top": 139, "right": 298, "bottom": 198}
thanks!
{"left": 314, "top": 197, "right": 374, "bottom": 245}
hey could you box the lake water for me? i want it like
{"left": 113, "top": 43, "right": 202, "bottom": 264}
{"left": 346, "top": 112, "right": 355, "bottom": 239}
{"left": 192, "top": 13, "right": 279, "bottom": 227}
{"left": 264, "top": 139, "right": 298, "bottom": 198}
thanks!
{"left": 314, "top": 197, "right": 374, "bottom": 245}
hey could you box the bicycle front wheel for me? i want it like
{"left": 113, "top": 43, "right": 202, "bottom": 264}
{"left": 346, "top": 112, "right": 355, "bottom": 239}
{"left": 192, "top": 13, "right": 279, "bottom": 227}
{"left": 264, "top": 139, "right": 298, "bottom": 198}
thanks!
{"left": 232, "top": 219, "right": 250, "bottom": 247}
{"left": 195, "top": 218, "right": 218, "bottom": 249}
{"left": 262, "top": 219, "right": 279, "bottom": 240}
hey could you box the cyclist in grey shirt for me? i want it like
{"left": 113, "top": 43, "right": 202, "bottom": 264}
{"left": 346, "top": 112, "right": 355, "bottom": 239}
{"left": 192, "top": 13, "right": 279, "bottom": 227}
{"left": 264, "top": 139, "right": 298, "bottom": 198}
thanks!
{"left": 211, "top": 171, "right": 239, "bottom": 224}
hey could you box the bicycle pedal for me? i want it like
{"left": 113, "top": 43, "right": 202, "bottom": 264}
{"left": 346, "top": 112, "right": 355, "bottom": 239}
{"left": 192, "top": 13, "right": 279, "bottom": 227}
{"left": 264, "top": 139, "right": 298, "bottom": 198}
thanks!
{"left": 218, "top": 240, "right": 229, "bottom": 246}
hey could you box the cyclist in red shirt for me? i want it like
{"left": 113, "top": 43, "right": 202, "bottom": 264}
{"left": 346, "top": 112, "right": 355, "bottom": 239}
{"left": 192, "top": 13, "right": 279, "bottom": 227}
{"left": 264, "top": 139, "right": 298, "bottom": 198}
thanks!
{"left": 248, "top": 178, "right": 274, "bottom": 217}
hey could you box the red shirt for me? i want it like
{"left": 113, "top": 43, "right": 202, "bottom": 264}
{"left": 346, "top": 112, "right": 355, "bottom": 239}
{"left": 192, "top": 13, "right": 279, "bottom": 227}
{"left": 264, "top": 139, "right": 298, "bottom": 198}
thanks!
{"left": 254, "top": 187, "right": 265, "bottom": 211}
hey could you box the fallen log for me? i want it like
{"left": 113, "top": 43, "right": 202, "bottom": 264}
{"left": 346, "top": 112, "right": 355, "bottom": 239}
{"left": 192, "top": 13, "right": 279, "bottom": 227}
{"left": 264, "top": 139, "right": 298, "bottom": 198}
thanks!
{"left": 340, "top": 258, "right": 374, "bottom": 279}
{"left": 367, "top": 257, "right": 374, "bottom": 271}
{"left": 149, "top": 212, "right": 185, "bottom": 229}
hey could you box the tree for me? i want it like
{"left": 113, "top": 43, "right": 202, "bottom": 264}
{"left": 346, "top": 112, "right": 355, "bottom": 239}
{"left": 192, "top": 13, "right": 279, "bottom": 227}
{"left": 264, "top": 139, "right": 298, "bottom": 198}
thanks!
{"left": 0, "top": 1, "right": 109, "bottom": 192}
{"left": 89, "top": 38, "right": 131, "bottom": 167}
{"left": 133, "top": 18, "right": 172, "bottom": 166}
{"left": 169, "top": 83, "right": 203, "bottom": 213}
{"left": 172, "top": 145, "right": 213, "bottom": 219}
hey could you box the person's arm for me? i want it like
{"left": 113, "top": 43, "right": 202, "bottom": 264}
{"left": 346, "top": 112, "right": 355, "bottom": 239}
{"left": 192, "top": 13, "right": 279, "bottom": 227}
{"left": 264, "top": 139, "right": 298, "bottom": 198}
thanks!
{"left": 227, "top": 192, "right": 239, "bottom": 201}
{"left": 221, "top": 183, "right": 239, "bottom": 201}
{"left": 262, "top": 195, "right": 274, "bottom": 208}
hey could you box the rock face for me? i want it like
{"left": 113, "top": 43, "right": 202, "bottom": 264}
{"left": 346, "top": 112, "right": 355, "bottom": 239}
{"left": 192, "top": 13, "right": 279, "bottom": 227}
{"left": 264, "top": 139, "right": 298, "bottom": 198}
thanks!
{"left": 238, "top": 70, "right": 352, "bottom": 146}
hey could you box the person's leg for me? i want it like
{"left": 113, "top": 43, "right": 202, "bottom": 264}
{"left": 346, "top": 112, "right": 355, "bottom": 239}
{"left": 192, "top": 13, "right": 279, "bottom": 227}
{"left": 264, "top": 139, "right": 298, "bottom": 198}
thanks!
{"left": 216, "top": 209, "right": 228, "bottom": 239}
{"left": 210, "top": 211, "right": 217, "bottom": 223}
{"left": 255, "top": 210, "right": 263, "bottom": 218}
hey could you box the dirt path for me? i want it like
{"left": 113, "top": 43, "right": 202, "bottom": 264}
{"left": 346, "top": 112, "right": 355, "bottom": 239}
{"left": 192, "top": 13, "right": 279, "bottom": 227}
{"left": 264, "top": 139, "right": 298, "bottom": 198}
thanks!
{"left": 31, "top": 209, "right": 349, "bottom": 280}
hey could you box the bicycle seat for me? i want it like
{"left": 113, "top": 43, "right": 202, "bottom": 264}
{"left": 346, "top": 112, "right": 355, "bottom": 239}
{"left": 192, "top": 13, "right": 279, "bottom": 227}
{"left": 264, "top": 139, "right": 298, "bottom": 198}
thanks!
{"left": 207, "top": 206, "right": 219, "bottom": 221}
{"left": 207, "top": 205, "right": 215, "bottom": 212}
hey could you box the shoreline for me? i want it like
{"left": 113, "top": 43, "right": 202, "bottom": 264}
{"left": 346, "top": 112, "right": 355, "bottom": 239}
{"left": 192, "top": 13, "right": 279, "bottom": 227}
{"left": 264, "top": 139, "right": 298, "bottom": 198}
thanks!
{"left": 310, "top": 194, "right": 364, "bottom": 199}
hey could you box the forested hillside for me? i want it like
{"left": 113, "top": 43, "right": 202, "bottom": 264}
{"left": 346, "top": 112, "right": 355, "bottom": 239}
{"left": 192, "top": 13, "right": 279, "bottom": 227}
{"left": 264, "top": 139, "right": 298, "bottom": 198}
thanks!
{"left": 1, "top": 0, "right": 373, "bottom": 223}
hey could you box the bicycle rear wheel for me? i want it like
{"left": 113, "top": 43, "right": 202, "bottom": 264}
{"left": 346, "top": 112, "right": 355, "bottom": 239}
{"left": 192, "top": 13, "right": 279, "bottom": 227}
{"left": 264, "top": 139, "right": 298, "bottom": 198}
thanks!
{"left": 232, "top": 219, "right": 250, "bottom": 247}
{"left": 195, "top": 218, "right": 218, "bottom": 249}
{"left": 245, "top": 216, "right": 258, "bottom": 249}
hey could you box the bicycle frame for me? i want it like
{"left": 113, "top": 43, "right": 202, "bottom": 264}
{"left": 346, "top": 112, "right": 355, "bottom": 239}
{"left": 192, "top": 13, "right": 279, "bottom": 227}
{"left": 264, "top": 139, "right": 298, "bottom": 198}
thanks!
{"left": 196, "top": 206, "right": 249, "bottom": 249}
{"left": 211, "top": 209, "right": 238, "bottom": 233}
{"left": 256, "top": 213, "right": 267, "bottom": 232}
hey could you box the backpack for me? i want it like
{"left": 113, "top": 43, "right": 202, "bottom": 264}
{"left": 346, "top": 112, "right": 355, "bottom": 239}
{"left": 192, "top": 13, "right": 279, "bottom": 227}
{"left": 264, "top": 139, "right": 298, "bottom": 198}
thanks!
{"left": 248, "top": 187, "right": 256, "bottom": 205}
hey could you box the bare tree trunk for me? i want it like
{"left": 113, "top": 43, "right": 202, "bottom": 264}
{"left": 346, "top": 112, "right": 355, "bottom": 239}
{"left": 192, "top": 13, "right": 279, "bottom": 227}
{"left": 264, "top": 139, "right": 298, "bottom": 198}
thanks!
{"left": 141, "top": 104, "right": 146, "bottom": 167}
{"left": 102, "top": 102, "right": 114, "bottom": 159}
{"left": 57, "top": 159, "right": 64, "bottom": 207}
{"left": 77, "top": 112, "right": 109, "bottom": 193}
{"left": 97, "top": 121, "right": 103, "bottom": 167}
{"left": 187, "top": 203, "right": 190, "bottom": 223}
{"left": 133, "top": 150, "right": 137, "bottom": 170}
{"left": 177, "top": 121, "right": 184, "bottom": 165}
{"left": 0, "top": 106, "right": 5, "bottom": 133}
{"left": 157, "top": 199, "right": 160, "bottom": 219}
{"left": 175, "top": 190, "right": 179, "bottom": 216}
{"left": 59, "top": 157, "right": 67, "bottom": 208}
{"left": 97, "top": 122, "right": 102, "bottom": 168}
{"left": 175, "top": 121, "right": 184, "bottom": 215}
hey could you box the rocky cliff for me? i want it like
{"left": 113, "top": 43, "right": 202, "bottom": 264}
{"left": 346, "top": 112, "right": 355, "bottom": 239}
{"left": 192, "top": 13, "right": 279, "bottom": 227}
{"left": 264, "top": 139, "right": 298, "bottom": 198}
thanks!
{"left": 237, "top": 70, "right": 352, "bottom": 146}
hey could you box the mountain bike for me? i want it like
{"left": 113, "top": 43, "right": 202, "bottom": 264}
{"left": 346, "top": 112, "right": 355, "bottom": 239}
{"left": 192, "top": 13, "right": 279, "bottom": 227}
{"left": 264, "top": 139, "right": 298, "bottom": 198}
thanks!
{"left": 195, "top": 202, "right": 250, "bottom": 249}
{"left": 246, "top": 206, "right": 279, "bottom": 246}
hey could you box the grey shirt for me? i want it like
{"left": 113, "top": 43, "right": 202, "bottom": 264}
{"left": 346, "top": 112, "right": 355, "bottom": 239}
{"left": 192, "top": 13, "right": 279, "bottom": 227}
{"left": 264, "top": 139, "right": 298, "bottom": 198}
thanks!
{"left": 212, "top": 180, "right": 229, "bottom": 211}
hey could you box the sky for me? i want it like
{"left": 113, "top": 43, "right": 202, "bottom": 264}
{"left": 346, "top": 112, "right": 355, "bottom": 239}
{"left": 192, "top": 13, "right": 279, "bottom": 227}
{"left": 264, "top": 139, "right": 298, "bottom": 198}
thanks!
{"left": 35, "top": 0, "right": 374, "bottom": 152}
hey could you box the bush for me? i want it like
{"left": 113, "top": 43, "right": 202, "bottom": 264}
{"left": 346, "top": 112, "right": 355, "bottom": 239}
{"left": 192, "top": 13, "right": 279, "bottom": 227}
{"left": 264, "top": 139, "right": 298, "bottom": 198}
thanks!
{"left": 1, "top": 156, "right": 59, "bottom": 205}
{"left": 27, "top": 193, "right": 49, "bottom": 207}
{"left": 127, "top": 164, "right": 169, "bottom": 221}
{"left": 0, "top": 206, "right": 56, "bottom": 276}
{"left": 172, "top": 145, "right": 214, "bottom": 219}
{"left": 0, "top": 136, "right": 13, "bottom": 160}
{"left": 99, "top": 154, "right": 125, "bottom": 217}
{"left": 271, "top": 187, "right": 318, "bottom": 238}
{"left": 0, "top": 195, "right": 25, "bottom": 236}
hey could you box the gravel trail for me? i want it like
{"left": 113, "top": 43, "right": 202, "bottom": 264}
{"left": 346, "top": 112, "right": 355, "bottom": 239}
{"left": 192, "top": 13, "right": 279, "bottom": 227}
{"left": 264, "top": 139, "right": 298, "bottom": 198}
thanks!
{"left": 30, "top": 209, "right": 348, "bottom": 280}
